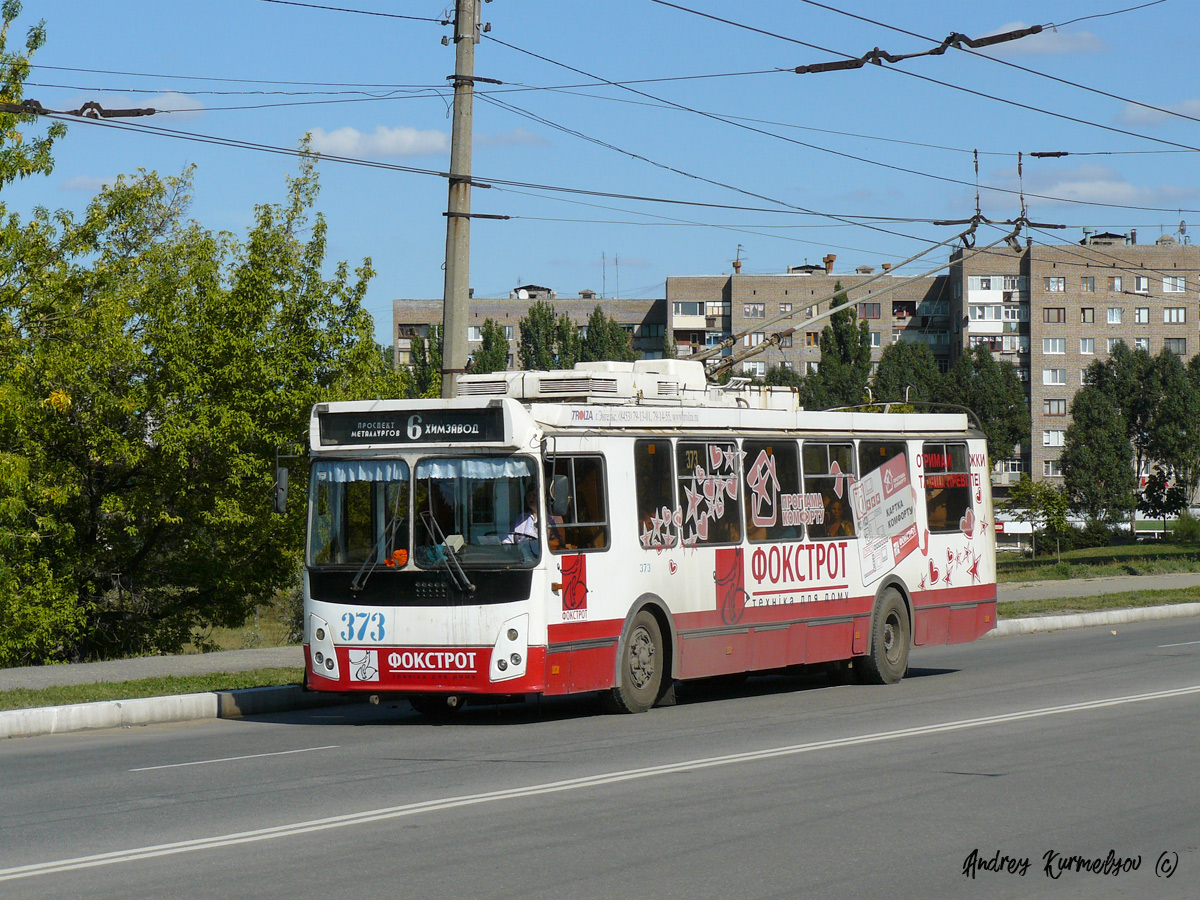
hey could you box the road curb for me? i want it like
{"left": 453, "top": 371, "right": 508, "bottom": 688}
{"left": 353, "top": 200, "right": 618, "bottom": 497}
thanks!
{"left": 0, "top": 685, "right": 355, "bottom": 741}
{"left": 987, "top": 601, "right": 1200, "bottom": 638}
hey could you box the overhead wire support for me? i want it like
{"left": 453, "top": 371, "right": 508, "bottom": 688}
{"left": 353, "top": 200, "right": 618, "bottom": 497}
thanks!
{"left": 792, "top": 26, "right": 1043, "bottom": 75}
{"left": 0, "top": 99, "right": 156, "bottom": 118}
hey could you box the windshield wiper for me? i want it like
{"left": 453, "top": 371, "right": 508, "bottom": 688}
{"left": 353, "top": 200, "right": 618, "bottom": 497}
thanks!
{"left": 419, "top": 510, "right": 476, "bottom": 593}
{"left": 350, "top": 493, "right": 407, "bottom": 594}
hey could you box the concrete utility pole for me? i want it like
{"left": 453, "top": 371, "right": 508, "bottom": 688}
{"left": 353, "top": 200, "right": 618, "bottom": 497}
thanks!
{"left": 440, "top": 0, "right": 480, "bottom": 398}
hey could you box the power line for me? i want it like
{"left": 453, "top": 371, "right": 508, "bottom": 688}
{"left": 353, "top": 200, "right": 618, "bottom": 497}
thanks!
{"left": 251, "top": 0, "right": 447, "bottom": 23}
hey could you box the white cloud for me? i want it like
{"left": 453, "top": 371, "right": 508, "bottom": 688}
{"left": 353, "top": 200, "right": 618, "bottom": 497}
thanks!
{"left": 991, "top": 162, "right": 1198, "bottom": 207}
{"left": 979, "top": 22, "right": 1105, "bottom": 56}
{"left": 309, "top": 125, "right": 450, "bottom": 158}
{"left": 1117, "top": 98, "right": 1200, "bottom": 127}
{"left": 60, "top": 175, "right": 113, "bottom": 192}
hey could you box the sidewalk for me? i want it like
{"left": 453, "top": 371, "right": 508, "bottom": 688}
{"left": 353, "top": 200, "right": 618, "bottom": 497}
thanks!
{"left": 2, "top": 573, "right": 1199, "bottom": 739}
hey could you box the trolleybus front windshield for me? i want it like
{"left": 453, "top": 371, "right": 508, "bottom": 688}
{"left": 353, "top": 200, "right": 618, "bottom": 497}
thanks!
{"left": 308, "top": 460, "right": 410, "bottom": 567}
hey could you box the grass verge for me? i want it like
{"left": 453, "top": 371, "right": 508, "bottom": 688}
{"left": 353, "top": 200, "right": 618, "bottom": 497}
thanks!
{"left": 998, "top": 587, "right": 1200, "bottom": 619}
{"left": 0, "top": 667, "right": 303, "bottom": 712}
{"left": 997, "top": 543, "right": 1200, "bottom": 583}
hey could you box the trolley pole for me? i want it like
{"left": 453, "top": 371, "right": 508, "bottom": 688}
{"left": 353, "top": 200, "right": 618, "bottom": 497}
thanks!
{"left": 440, "top": 0, "right": 479, "bottom": 398}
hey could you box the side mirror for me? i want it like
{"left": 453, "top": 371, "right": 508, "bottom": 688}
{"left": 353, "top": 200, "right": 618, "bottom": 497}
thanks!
{"left": 550, "top": 474, "right": 570, "bottom": 518}
{"left": 274, "top": 466, "right": 289, "bottom": 515}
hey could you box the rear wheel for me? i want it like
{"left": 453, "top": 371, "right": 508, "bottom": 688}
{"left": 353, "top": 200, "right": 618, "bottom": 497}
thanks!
{"left": 604, "top": 610, "right": 665, "bottom": 713}
{"left": 855, "top": 589, "right": 910, "bottom": 685}
{"left": 409, "top": 693, "right": 465, "bottom": 720}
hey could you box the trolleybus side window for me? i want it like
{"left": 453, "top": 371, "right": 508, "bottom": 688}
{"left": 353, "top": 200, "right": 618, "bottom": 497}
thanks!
{"left": 742, "top": 440, "right": 803, "bottom": 542}
{"left": 676, "top": 440, "right": 742, "bottom": 545}
{"left": 308, "top": 460, "right": 410, "bottom": 566}
{"left": 803, "top": 442, "right": 856, "bottom": 539}
{"left": 635, "top": 439, "right": 677, "bottom": 548}
{"left": 858, "top": 441, "right": 908, "bottom": 477}
{"left": 922, "top": 442, "right": 972, "bottom": 533}
{"left": 545, "top": 455, "right": 610, "bottom": 552}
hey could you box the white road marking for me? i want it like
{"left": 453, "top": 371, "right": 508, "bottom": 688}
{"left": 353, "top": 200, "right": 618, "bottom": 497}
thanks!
{"left": 5, "top": 683, "right": 1200, "bottom": 882}
{"left": 1158, "top": 640, "right": 1200, "bottom": 648}
{"left": 129, "top": 745, "right": 340, "bottom": 772}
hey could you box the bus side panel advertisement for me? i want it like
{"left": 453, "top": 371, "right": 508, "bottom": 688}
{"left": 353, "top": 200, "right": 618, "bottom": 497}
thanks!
{"left": 851, "top": 454, "right": 918, "bottom": 584}
{"left": 560, "top": 553, "right": 588, "bottom": 621}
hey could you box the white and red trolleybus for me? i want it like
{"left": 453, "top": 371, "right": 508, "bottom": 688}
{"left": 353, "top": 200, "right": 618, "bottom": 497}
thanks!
{"left": 302, "top": 359, "right": 996, "bottom": 716}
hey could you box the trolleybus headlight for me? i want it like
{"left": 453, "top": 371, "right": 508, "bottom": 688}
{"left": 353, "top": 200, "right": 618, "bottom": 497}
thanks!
{"left": 325, "top": 658, "right": 335, "bottom": 671}
{"left": 510, "top": 653, "right": 522, "bottom": 666}
{"left": 506, "top": 628, "right": 519, "bottom": 641}
{"left": 315, "top": 627, "right": 326, "bottom": 642}
{"left": 314, "top": 651, "right": 324, "bottom": 666}
{"left": 496, "top": 658, "right": 508, "bottom": 672}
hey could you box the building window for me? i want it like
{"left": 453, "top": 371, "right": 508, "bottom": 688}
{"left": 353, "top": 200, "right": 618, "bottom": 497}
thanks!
{"left": 1001, "top": 305, "right": 1028, "bottom": 321}
{"left": 1164, "top": 276, "right": 1186, "bottom": 293}
{"left": 1080, "top": 307, "right": 1094, "bottom": 323}
{"left": 1107, "top": 307, "right": 1123, "bottom": 324}
{"left": 869, "top": 331, "right": 881, "bottom": 348}
{"left": 805, "top": 331, "right": 819, "bottom": 347}
{"left": 673, "top": 301, "right": 703, "bottom": 316}
{"left": 1134, "top": 276, "right": 1150, "bottom": 293}
{"left": 1107, "top": 337, "right": 1124, "bottom": 353}
{"left": 972, "top": 305, "right": 1003, "bottom": 321}
{"left": 1081, "top": 369, "right": 1089, "bottom": 385}
{"left": 1004, "top": 275, "right": 1027, "bottom": 291}
{"left": 1043, "top": 459, "right": 1063, "bottom": 477}
{"left": 779, "top": 334, "right": 793, "bottom": 349}
{"left": 1043, "top": 369, "right": 1066, "bottom": 385}
{"left": 742, "top": 361, "right": 766, "bottom": 377}
{"left": 1043, "top": 430, "right": 1065, "bottom": 447}
{"left": 1080, "top": 337, "right": 1094, "bottom": 354}
{"left": 779, "top": 302, "right": 793, "bottom": 314}
{"left": 1135, "top": 307, "right": 1149, "bottom": 324}
{"left": 1165, "top": 337, "right": 1187, "bottom": 355}
{"left": 1043, "top": 338, "right": 1066, "bottom": 354}
{"left": 467, "top": 326, "right": 483, "bottom": 342}
{"left": 1134, "top": 337, "right": 1149, "bottom": 351}
{"left": 1044, "top": 277, "right": 1066, "bottom": 292}
{"left": 1108, "top": 276, "right": 1123, "bottom": 292}
{"left": 1080, "top": 276, "right": 1095, "bottom": 292}
{"left": 1044, "top": 398, "right": 1067, "bottom": 416}
{"left": 1165, "top": 307, "right": 1186, "bottom": 323}
{"left": 1001, "top": 335, "right": 1029, "bottom": 352}
{"left": 937, "top": 359, "right": 949, "bottom": 374}
{"left": 858, "top": 302, "right": 881, "bottom": 319}
{"left": 1043, "top": 307, "right": 1066, "bottom": 323}
{"left": 743, "top": 332, "right": 765, "bottom": 347}
{"left": 743, "top": 303, "right": 765, "bottom": 318}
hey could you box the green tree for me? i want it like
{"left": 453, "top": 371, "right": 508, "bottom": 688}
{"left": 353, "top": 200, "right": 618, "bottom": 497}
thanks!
{"left": 1146, "top": 349, "right": 1200, "bottom": 500}
{"left": 1138, "top": 466, "right": 1188, "bottom": 537}
{"left": 1086, "top": 343, "right": 1157, "bottom": 503}
{"left": 937, "top": 346, "right": 1028, "bottom": 460}
{"left": 0, "top": 159, "right": 399, "bottom": 663}
{"left": 1060, "top": 385, "right": 1136, "bottom": 524}
{"left": 581, "top": 305, "right": 637, "bottom": 363}
{"left": 872, "top": 339, "right": 942, "bottom": 404}
{"left": 408, "top": 324, "right": 442, "bottom": 398}
{"left": 0, "top": 1, "right": 64, "bottom": 191}
{"left": 554, "top": 311, "right": 581, "bottom": 368}
{"left": 518, "top": 299, "right": 557, "bottom": 370}
{"left": 471, "top": 318, "right": 509, "bottom": 374}
{"left": 809, "top": 283, "right": 871, "bottom": 408}
{"left": 1007, "top": 475, "right": 1069, "bottom": 559}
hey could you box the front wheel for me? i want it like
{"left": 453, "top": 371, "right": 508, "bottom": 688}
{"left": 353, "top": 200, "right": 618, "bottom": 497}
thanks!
{"left": 603, "top": 610, "right": 665, "bottom": 713}
{"left": 855, "top": 589, "right": 910, "bottom": 685}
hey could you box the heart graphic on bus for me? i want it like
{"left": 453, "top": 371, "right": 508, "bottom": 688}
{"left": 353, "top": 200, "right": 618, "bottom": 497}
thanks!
{"left": 929, "top": 559, "right": 940, "bottom": 584}
{"left": 669, "top": 560, "right": 678, "bottom": 575}
{"left": 960, "top": 507, "right": 976, "bottom": 538}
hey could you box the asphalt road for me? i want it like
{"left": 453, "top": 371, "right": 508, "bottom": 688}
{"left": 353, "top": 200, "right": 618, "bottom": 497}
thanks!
{"left": 1, "top": 618, "right": 1198, "bottom": 899}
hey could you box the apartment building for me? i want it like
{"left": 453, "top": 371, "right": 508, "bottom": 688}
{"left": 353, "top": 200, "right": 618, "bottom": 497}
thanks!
{"left": 665, "top": 256, "right": 954, "bottom": 378}
{"left": 392, "top": 284, "right": 666, "bottom": 368}
{"left": 951, "top": 230, "right": 1199, "bottom": 486}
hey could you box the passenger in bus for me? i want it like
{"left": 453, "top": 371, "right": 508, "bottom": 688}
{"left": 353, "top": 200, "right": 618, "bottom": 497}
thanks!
{"left": 504, "top": 489, "right": 540, "bottom": 544}
{"left": 825, "top": 497, "right": 854, "bottom": 537}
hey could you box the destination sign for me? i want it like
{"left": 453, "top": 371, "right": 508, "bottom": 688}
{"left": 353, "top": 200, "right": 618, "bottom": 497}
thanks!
{"left": 319, "top": 408, "right": 505, "bottom": 446}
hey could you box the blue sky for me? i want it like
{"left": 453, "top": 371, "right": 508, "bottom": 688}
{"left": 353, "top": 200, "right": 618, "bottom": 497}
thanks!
{"left": 6, "top": 0, "right": 1199, "bottom": 343}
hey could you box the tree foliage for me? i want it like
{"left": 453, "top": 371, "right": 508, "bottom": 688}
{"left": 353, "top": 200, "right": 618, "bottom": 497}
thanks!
{"left": 0, "top": 1, "right": 64, "bottom": 190}
{"left": 807, "top": 283, "right": 871, "bottom": 408}
{"left": 1060, "top": 385, "right": 1135, "bottom": 523}
{"left": 0, "top": 156, "right": 402, "bottom": 664}
{"left": 580, "top": 305, "right": 637, "bottom": 363}
{"left": 407, "top": 324, "right": 442, "bottom": 397}
{"left": 937, "top": 346, "right": 1028, "bottom": 460}
{"left": 517, "top": 299, "right": 558, "bottom": 370}
{"left": 470, "top": 317, "right": 509, "bottom": 374}
{"left": 872, "top": 339, "right": 941, "bottom": 404}
{"left": 1007, "top": 474, "right": 1069, "bottom": 558}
